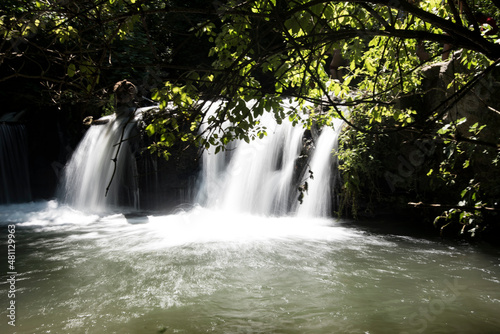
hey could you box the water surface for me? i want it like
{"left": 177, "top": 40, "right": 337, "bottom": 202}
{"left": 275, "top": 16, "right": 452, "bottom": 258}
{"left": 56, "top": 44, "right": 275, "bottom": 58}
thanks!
{"left": 1, "top": 201, "right": 499, "bottom": 334}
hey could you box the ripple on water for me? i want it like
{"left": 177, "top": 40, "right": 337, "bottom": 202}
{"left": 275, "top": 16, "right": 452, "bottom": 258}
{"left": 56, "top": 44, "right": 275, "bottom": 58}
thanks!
{"left": 2, "top": 201, "right": 500, "bottom": 333}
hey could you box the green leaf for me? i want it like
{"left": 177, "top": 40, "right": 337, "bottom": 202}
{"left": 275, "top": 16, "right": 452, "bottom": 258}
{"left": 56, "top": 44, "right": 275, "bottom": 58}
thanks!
{"left": 67, "top": 64, "right": 76, "bottom": 78}
{"left": 145, "top": 124, "right": 155, "bottom": 136}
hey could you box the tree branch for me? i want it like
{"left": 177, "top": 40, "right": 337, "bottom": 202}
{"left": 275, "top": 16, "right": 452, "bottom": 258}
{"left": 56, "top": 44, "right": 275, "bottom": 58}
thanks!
{"left": 447, "top": 0, "right": 463, "bottom": 26}
{"left": 105, "top": 109, "right": 137, "bottom": 197}
{"left": 408, "top": 202, "right": 499, "bottom": 212}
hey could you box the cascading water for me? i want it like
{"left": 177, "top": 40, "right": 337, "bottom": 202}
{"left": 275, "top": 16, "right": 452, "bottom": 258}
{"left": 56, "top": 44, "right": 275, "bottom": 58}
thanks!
{"left": 196, "top": 101, "right": 344, "bottom": 217}
{"left": 201, "top": 115, "right": 305, "bottom": 214}
{"left": 0, "top": 122, "right": 32, "bottom": 203}
{"left": 59, "top": 100, "right": 344, "bottom": 216}
{"left": 295, "top": 118, "right": 344, "bottom": 217}
{"left": 59, "top": 109, "right": 144, "bottom": 212}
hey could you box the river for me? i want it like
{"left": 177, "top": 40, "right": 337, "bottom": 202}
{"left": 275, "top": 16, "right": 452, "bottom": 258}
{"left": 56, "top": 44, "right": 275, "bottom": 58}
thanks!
{"left": 1, "top": 201, "right": 499, "bottom": 334}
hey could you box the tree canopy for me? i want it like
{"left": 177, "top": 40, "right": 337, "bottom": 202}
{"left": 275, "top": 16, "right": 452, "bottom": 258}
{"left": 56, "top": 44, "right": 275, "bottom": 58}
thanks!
{"left": 3, "top": 1, "right": 499, "bottom": 139}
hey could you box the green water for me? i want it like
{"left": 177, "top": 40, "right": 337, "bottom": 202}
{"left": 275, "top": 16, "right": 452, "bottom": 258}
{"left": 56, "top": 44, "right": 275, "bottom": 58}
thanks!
{"left": 1, "top": 202, "right": 499, "bottom": 333}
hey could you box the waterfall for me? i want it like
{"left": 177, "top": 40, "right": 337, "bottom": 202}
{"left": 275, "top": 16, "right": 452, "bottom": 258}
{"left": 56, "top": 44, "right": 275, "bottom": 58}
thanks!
{"left": 206, "top": 113, "right": 305, "bottom": 215}
{"left": 60, "top": 110, "right": 143, "bottom": 212}
{"left": 0, "top": 123, "right": 32, "bottom": 203}
{"left": 295, "top": 118, "right": 344, "bottom": 217}
{"left": 196, "top": 101, "right": 344, "bottom": 217}
{"left": 59, "top": 100, "right": 344, "bottom": 216}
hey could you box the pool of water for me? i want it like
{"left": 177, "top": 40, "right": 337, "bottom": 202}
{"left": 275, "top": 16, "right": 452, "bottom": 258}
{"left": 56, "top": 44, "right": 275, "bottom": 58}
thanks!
{"left": 1, "top": 201, "right": 499, "bottom": 333}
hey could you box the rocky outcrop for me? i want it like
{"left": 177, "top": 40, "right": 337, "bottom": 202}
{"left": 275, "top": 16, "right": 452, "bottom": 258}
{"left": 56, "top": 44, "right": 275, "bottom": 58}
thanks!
{"left": 421, "top": 58, "right": 500, "bottom": 145}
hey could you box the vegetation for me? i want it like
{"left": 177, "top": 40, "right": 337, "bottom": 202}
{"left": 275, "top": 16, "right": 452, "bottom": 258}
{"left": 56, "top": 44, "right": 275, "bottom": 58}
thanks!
{"left": 2, "top": 0, "right": 500, "bottom": 237}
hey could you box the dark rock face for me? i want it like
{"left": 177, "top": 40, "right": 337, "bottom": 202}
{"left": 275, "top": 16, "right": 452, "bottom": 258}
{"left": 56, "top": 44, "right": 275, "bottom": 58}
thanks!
{"left": 135, "top": 136, "right": 200, "bottom": 212}
{"left": 3, "top": 107, "right": 80, "bottom": 201}
{"left": 421, "top": 59, "right": 500, "bottom": 144}
{"left": 132, "top": 107, "right": 200, "bottom": 211}
{"left": 420, "top": 59, "right": 500, "bottom": 202}
{"left": 0, "top": 123, "right": 32, "bottom": 203}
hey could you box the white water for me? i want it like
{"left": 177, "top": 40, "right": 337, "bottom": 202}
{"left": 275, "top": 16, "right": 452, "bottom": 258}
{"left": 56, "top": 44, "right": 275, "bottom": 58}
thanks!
{"left": 59, "top": 109, "right": 150, "bottom": 212}
{"left": 199, "top": 112, "right": 306, "bottom": 215}
{"left": 296, "top": 118, "right": 344, "bottom": 217}
{"left": 197, "top": 101, "right": 343, "bottom": 217}
{"left": 0, "top": 123, "right": 31, "bottom": 203}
